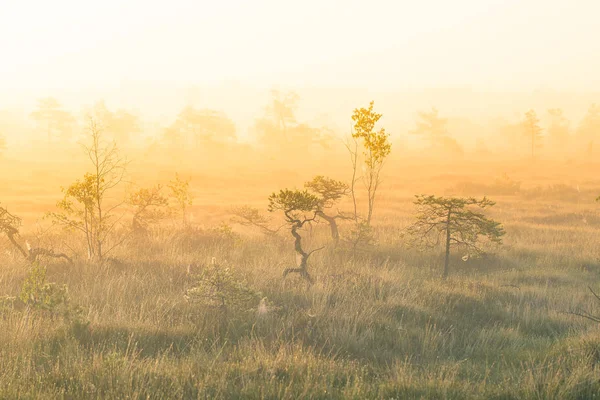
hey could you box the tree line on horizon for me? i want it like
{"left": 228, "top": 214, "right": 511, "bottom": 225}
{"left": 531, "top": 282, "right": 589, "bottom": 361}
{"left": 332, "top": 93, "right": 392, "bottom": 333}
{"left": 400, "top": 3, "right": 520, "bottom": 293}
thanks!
{"left": 0, "top": 90, "right": 599, "bottom": 161}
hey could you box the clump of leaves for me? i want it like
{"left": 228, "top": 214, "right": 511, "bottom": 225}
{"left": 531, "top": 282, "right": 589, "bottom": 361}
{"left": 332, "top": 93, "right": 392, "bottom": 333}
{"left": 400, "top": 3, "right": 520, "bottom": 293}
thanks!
{"left": 185, "top": 263, "right": 259, "bottom": 315}
{"left": 304, "top": 176, "right": 349, "bottom": 209}
{"left": 268, "top": 189, "right": 321, "bottom": 218}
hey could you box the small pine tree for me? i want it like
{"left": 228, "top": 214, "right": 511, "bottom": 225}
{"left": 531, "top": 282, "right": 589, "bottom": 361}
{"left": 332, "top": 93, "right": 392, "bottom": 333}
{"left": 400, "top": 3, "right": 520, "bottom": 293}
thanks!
{"left": 407, "top": 195, "right": 505, "bottom": 279}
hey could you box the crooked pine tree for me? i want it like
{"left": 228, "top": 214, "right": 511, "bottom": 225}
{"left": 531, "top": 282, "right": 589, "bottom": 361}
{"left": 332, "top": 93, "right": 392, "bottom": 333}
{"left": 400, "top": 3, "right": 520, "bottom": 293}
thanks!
{"left": 268, "top": 189, "right": 323, "bottom": 283}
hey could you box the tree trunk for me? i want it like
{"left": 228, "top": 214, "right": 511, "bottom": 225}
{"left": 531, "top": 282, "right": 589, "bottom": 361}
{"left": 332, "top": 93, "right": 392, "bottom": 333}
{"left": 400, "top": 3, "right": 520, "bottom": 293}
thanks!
{"left": 443, "top": 210, "right": 452, "bottom": 279}
{"left": 316, "top": 211, "right": 339, "bottom": 247}
{"left": 6, "top": 231, "right": 28, "bottom": 259}
{"left": 283, "top": 222, "right": 314, "bottom": 283}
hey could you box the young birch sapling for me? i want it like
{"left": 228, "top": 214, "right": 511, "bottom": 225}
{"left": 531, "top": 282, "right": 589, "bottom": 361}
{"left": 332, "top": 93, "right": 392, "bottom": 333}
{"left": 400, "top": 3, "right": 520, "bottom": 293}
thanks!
{"left": 49, "top": 118, "right": 126, "bottom": 261}
{"left": 351, "top": 101, "right": 391, "bottom": 226}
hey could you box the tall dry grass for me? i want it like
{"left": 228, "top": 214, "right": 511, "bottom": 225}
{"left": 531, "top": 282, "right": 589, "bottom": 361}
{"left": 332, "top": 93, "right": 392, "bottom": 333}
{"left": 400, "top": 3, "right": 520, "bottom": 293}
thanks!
{"left": 1, "top": 187, "right": 600, "bottom": 399}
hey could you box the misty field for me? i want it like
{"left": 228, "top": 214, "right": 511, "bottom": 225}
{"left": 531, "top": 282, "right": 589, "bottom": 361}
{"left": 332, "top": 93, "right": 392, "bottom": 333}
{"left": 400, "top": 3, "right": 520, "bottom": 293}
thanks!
{"left": 2, "top": 161, "right": 600, "bottom": 400}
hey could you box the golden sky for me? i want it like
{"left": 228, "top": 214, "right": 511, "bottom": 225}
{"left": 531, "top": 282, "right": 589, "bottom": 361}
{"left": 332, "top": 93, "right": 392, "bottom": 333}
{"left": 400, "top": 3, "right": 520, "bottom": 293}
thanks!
{"left": 1, "top": 0, "right": 599, "bottom": 92}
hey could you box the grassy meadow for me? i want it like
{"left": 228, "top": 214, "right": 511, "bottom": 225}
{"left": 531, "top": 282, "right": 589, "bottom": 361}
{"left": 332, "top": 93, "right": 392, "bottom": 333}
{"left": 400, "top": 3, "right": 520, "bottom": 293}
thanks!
{"left": 1, "top": 158, "right": 600, "bottom": 399}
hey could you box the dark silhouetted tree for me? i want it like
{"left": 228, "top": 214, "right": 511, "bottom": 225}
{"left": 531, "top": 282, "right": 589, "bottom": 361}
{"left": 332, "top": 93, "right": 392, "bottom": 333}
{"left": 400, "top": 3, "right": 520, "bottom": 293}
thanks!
{"left": 407, "top": 195, "right": 504, "bottom": 279}
{"left": 268, "top": 189, "right": 322, "bottom": 283}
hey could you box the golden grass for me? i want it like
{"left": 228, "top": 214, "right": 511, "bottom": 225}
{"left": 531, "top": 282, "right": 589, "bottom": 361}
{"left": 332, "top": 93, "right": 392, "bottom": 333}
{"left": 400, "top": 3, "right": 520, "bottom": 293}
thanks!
{"left": 1, "top": 159, "right": 600, "bottom": 399}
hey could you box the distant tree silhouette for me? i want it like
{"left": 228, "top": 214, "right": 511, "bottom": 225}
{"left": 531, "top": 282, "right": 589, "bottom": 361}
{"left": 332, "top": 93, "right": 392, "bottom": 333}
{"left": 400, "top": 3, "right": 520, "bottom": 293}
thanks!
{"left": 577, "top": 104, "right": 600, "bottom": 156}
{"left": 523, "top": 110, "right": 543, "bottom": 159}
{"left": 30, "top": 97, "right": 76, "bottom": 142}
{"left": 92, "top": 101, "right": 140, "bottom": 145}
{"left": 547, "top": 108, "right": 570, "bottom": 152}
{"left": 407, "top": 195, "right": 504, "bottom": 279}
{"left": 411, "top": 107, "right": 462, "bottom": 154}
{"left": 254, "top": 90, "right": 333, "bottom": 157}
{"left": 165, "top": 107, "right": 236, "bottom": 148}
{"left": 266, "top": 89, "right": 299, "bottom": 139}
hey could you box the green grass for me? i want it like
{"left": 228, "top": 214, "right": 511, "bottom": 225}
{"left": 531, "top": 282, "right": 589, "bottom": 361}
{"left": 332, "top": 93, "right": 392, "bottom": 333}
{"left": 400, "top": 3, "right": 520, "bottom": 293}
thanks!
{"left": 1, "top": 197, "right": 600, "bottom": 399}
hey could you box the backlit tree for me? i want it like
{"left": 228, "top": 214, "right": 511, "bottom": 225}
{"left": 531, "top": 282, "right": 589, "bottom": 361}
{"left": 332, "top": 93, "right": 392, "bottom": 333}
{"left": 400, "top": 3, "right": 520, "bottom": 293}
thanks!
{"left": 49, "top": 118, "right": 126, "bottom": 261}
{"left": 268, "top": 189, "right": 322, "bottom": 283}
{"left": 351, "top": 101, "right": 391, "bottom": 225}
{"left": 304, "top": 175, "right": 350, "bottom": 246}
{"left": 407, "top": 195, "right": 505, "bottom": 279}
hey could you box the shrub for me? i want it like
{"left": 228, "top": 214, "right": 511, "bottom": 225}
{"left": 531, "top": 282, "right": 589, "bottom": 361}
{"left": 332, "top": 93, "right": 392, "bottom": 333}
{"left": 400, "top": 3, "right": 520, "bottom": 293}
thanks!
{"left": 19, "top": 263, "right": 87, "bottom": 326}
{"left": 185, "top": 263, "right": 259, "bottom": 315}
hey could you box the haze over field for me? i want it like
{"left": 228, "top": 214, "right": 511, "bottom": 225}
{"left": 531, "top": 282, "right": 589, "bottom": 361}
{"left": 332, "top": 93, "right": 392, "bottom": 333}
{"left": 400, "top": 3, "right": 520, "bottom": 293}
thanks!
{"left": 2, "top": 1, "right": 600, "bottom": 399}
{"left": 1, "top": 0, "right": 600, "bottom": 131}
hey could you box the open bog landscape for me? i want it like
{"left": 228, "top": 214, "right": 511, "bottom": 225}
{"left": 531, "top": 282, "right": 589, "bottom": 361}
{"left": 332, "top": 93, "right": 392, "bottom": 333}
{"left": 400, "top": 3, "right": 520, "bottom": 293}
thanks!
{"left": 2, "top": 154, "right": 600, "bottom": 399}
{"left": 2, "top": 0, "right": 600, "bottom": 398}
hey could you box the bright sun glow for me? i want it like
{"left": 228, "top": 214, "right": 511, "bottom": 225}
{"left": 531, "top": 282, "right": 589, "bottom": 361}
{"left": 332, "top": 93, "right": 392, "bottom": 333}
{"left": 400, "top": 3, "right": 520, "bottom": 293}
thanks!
{"left": 1, "top": 0, "right": 599, "bottom": 93}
